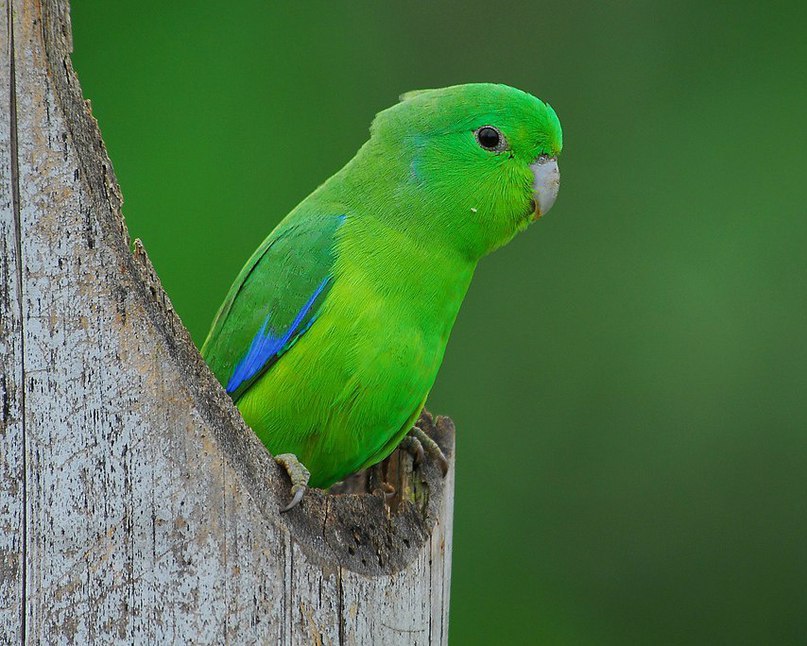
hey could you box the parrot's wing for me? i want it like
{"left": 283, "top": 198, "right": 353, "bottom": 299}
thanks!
{"left": 201, "top": 210, "right": 345, "bottom": 401}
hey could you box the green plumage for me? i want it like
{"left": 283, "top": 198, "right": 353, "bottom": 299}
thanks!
{"left": 202, "top": 83, "right": 562, "bottom": 488}
{"left": 203, "top": 208, "right": 342, "bottom": 401}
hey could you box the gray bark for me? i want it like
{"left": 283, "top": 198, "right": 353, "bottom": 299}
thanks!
{"left": 0, "top": 0, "right": 455, "bottom": 643}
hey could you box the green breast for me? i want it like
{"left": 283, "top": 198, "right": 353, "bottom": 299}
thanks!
{"left": 236, "top": 215, "right": 475, "bottom": 487}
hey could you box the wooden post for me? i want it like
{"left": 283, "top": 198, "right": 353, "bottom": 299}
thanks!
{"left": 0, "top": 0, "right": 455, "bottom": 642}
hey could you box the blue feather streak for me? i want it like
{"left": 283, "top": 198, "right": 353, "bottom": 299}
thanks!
{"left": 226, "top": 276, "right": 331, "bottom": 394}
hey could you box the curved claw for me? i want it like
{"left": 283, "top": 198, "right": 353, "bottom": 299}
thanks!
{"left": 399, "top": 435, "right": 425, "bottom": 466}
{"left": 411, "top": 426, "right": 449, "bottom": 476}
{"left": 281, "top": 486, "right": 306, "bottom": 513}
{"left": 274, "top": 453, "right": 311, "bottom": 513}
{"left": 434, "top": 451, "right": 449, "bottom": 477}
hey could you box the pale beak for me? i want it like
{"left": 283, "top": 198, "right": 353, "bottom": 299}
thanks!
{"left": 530, "top": 155, "right": 560, "bottom": 220}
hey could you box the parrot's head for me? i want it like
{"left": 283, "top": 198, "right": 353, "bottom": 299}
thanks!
{"left": 367, "top": 83, "right": 562, "bottom": 260}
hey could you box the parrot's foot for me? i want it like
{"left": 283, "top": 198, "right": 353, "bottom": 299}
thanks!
{"left": 408, "top": 426, "right": 449, "bottom": 476}
{"left": 368, "top": 462, "right": 396, "bottom": 499}
{"left": 274, "top": 453, "right": 311, "bottom": 513}
{"left": 399, "top": 434, "right": 425, "bottom": 466}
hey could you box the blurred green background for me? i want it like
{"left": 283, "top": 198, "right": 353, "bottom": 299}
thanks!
{"left": 71, "top": 1, "right": 807, "bottom": 643}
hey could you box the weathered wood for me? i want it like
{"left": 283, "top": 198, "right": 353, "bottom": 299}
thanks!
{"left": 0, "top": 0, "right": 454, "bottom": 643}
{"left": 1, "top": 2, "right": 25, "bottom": 641}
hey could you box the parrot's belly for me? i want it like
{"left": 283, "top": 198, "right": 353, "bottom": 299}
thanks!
{"left": 235, "top": 301, "right": 448, "bottom": 488}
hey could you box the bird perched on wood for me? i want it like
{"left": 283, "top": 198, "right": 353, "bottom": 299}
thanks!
{"left": 202, "top": 83, "right": 562, "bottom": 510}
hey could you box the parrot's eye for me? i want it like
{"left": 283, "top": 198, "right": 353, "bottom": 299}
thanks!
{"left": 474, "top": 126, "right": 507, "bottom": 152}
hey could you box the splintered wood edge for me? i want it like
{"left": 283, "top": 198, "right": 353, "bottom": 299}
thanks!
{"left": 37, "top": 0, "right": 455, "bottom": 576}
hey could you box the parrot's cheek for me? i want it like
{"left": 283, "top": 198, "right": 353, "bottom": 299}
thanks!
{"left": 530, "top": 156, "right": 560, "bottom": 220}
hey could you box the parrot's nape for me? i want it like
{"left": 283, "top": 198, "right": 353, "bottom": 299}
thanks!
{"left": 201, "top": 83, "right": 562, "bottom": 510}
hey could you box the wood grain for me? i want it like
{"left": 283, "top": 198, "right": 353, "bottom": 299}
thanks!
{"left": 1, "top": 1, "right": 25, "bottom": 641}
{"left": 1, "top": 1, "right": 454, "bottom": 642}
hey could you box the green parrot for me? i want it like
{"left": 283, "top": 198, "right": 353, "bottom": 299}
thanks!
{"left": 202, "top": 83, "right": 562, "bottom": 509}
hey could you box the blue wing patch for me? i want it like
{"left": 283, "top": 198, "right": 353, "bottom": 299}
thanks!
{"left": 201, "top": 210, "right": 346, "bottom": 401}
{"left": 226, "top": 275, "right": 331, "bottom": 395}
